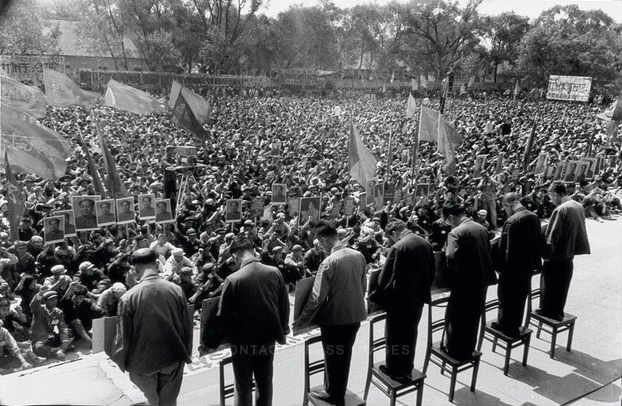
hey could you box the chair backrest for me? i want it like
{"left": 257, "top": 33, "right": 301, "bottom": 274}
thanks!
{"left": 219, "top": 355, "right": 255, "bottom": 404}
{"left": 304, "top": 335, "right": 325, "bottom": 383}
{"left": 527, "top": 287, "right": 541, "bottom": 314}
{"left": 480, "top": 298, "right": 500, "bottom": 325}
{"left": 427, "top": 296, "right": 450, "bottom": 347}
{"left": 368, "top": 313, "right": 387, "bottom": 365}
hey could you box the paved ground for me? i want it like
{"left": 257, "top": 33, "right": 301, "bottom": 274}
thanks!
{"left": 2, "top": 218, "right": 620, "bottom": 405}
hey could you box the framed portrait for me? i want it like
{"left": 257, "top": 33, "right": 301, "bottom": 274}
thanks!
{"left": 534, "top": 154, "right": 549, "bottom": 175}
{"left": 574, "top": 160, "right": 589, "bottom": 180}
{"left": 365, "top": 180, "right": 375, "bottom": 205}
{"left": 72, "top": 195, "right": 101, "bottom": 231}
{"left": 95, "top": 199, "right": 117, "bottom": 227}
{"left": 299, "top": 196, "right": 321, "bottom": 226}
{"left": 287, "top": 197, "right": 299, "bottom": 218}
{"left": 415, "top": 182, "right": 430, "bottom": 199}
{"left": 358, "top": 192, "right": 367, "bottom": 211}
{"left": 343, "top": 197, "right": 355, "bottom": 216}
{"left": 383, "top": 183, "right": 395, "bottom": 203}
{"left": 250, "top": 197, "right": 264, "bottom": 219}
{"left": 116, "top": 197, "right": 136, "bottom": 224}
{"left": 271, "top": 183, "right": 287, "bottom": 205}
{"left": 553, "top": 162, "right": 565, "bottom": 179}
{"left": 330, "top": 199, "right": 342, "bottom": 217}
{"left": 225, "top": 199, "right": 242, "bottom": 223}
{"left": 138, "top": 194, "right": 156, "bottom": 220}
{"left": 580, "top": 158, "right": 597, "bottom": 179}
{"left": 155, "top": 199, "right": 175, "bottom": 224}
{"left": 544, "top": 164, "right": 556, "bottom": 180}
{"left": 53, "top": 210, "right": 76, "bottom": 237}
{"left": 44, "top": 216, "right": 65, "bottom": 244}
{"left": 373, "top": 182, "right": 384, "bottom": 208}
{"left": 563, "top": 160, "right": 579, "bottom": 182}
{"left": 473, "top": 154, "right": 488, "bottom": 177}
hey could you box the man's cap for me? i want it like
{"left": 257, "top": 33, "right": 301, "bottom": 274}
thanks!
{"left": 130, "top": 248, "right": 158, "bottom": 265}
{"left": 42, "top": 290, "right": 58, "bottom": 301}
{"left": 79, "top": 261, "right": 95, "bottom": 273}
{"left": 180, "top": 266, "right": 193, "bottom": 274}
{"left": 243, "top": 219, "right": 254, "bottom": 226}
{"left": 292, "top": 244, "right": 303, "bottom": 251}
{"left": 51, "top": 264, "right": 66, "bottom": 274}
{"left": 172, "top": 248, "right": 184, "bottom": 256}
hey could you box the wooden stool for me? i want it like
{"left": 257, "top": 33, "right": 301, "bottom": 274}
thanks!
{"left": 219, "top": 355, "right": 255, "bottom": 406}
{"left": 422, "top": 297, "right": 482, "bottom": 402}
{"left": 527, "top": 288, "right": 576, "bottom": 359}
{"left": 303, "top": 335, "right": 365, "bottom": 406}
{"left": 477, "top": 299, "right": 532, "bottom": 375}
{"left": 363, "top": 313, "right": 425, "bottom": 406}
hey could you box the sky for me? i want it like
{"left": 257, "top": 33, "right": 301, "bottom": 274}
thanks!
{"left": 259, "top": 0, "right": 622, "bottom": 22}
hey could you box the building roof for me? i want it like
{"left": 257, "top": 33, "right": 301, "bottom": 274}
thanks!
{"left": 43, "top": 19, "right": 142, "bottom": 59}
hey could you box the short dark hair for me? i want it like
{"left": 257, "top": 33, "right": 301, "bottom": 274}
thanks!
{"left": 385, "top": 219, "right": 406, "bottom": 235}
{"left": 549, "top": 180, "right": 567, "bottom": 196}
{"left": 443, "top": 201, "right": 465, "bottom": 217}
{"left": 315, "top": 221, "right": 337, "bottom": 238}
{"left": 230, "top": 238, "right": 254, "bottom": 254}
{"left": 130, "top": 248, "right": 157, "bottom": 265}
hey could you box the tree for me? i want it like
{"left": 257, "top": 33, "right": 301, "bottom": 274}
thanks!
{"left": 518, "top": 5, "right": 622, "bottom": 90}
{"left": 482, "top": 12, "right": 529, "bottom": 82}
{"left": 394, "top": 0, "right": 484, "bottom": 82}
{"left": 0, "top": 0, "right": 58, "bottom": 54}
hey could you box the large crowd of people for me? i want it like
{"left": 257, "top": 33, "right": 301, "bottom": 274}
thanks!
{"left": 0, "top": 90, "right": 620, "bottom": 379}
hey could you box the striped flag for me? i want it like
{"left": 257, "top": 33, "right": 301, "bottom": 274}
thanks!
{"left": 4, "top": 151, "right": 25, "bottom": 241}
{"left": 1, "top": 75, "right": 47, "bottom": 118}
{"left": 43, "top": 69, "right": 100, "bottom": 106}
{"left": 1, "top": 103, "right": 70, "bottom": 179}
{"left": 348, "top": 121, "right": 377, "bottom": 186}
{"left": 104, "top": 79, "right": 167, "bottom": 115}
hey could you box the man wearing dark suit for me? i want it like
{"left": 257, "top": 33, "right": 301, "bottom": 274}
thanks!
{"left": 75, "top": 198, "right": 97, "bottom": 229}
{"left": 539, "top": 181, "right": 590, "bottom": 321}
{"left": 369, "top": 220, "right": 434, "bottom": 380}
{"left": 493, "top": 193, "right": 542, "bottom": 337}
{"left": 117, "top": 249, "right": 193, "bottom": 406}
{"left": 218, "top": 238, "right": 290, "bottom": 406}
{"left": 97, "top": 201, "right": 116, "bottom": 224}
{"left": 443, "top": 202, "right": 496, "bottom": 361}
{"left": 294, "top": 221, "right": 367, "bottom": 406}
{"left": 140, "top": 196, "right": 156, "bottom": 218}
{"left": 156, "top": 201, "right": 173, "bottom": 222}
{"left": 45, "top": 218, "right": 64, "bottom": 242}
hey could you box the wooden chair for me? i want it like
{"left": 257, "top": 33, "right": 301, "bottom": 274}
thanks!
{"left": 362, "top": 313, "right": 425, "bottom": 406}
{"left": 526, "top": 287, "right": 576, "bottom": 359}
{"left": 422, "top": 296, "right": 482, "bottom": 403}
{"left": 303, "top": 335, "right": 365, "bottom": 406}
{"left": 477, "top": 299, "right": 532, "bottom": 375}
{"left": 219, "top": 355, "right": 255, "bottom": 406}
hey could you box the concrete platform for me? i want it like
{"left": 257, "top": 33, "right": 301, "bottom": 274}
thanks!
{"left": 1, "top": 218, "right": 620, "bottom": 405}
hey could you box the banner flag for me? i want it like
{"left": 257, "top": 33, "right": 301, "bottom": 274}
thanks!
{"left": 104, "top": 79, "right": 167, "bottom": 115}
{"left": 406, "top": 93, "right": 417, "bottom": 119}
{"left": 1, "top": 75, "right": 47, "bottom": 118}
{"left": 348, "top": 121, "right": 377, "bottom": 186}
{"left": 43, "top": 69, "right": 100, "bottom": 106}
{"left": 0, "top": 103, "right": 70, "bottom": 179}
{"left": 4, "top": 151, "right": 25, "bottom": 241}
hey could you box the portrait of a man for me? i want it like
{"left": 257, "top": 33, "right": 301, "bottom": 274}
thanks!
{"left": 155, "top": 199, "right": 174, "bottom": 223}
{"left": 116, "top": 197, "right": 136, "bottom": 223}
{"left": 44, "top": 216, "right": 65, "bottom": 244}
{"left": 54, "top": 210, "right": 76, "bottom": 237}
{"left": 225, "top": 199, "right": 242, "bottom": 223}
{"left": 272, "top": 183, "right": 287, "bottom": 205}
{"left": 139, "top": 194, "right": 156, "bottom": 219}
{"left": 96, "top": 199, "right": 117, "bottom": 226}
{"left": 73, "top": 196, "right": 100, "bottom": 231}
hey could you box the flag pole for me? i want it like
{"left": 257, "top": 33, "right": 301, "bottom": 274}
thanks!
{"left": 410, "top": 103, "right": 423, "bottom": 187}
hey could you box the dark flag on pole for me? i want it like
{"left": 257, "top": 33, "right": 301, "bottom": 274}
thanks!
{"left": 172, "top": 87, "right": 210, "bottom": 138}
{"left": 78, "top": 135, "right": 106, "bottom": 197}
{"left": 99, "top": 133, "right": 127, "bottom": 198}
{"left": 4, "top": 151, "right": 25, "bottom": 241}
{"left": 522, "top": 118, "right": 538, "bottom": 171}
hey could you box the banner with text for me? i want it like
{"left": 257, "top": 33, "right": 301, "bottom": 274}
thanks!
{"left": 546, "top": 75, "right": 592, "bottom": 102}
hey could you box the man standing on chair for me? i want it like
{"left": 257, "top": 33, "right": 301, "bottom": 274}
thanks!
{"left": 539, "top": 181, "right": 590, "bottom": 321}
{"left": 294, "top": 221, "right": 367, "bottom": 406}
{"left": 369, "top": 219, "right": 434, "bottom": 380}
{"left": 218, "top": 238, "right": 290, "bottom": 406}
{"left": 443, "top": 202, "right": 496, "bottom": 361}
{"left": 494, "top": 193, "right": 543, "bottom": 336}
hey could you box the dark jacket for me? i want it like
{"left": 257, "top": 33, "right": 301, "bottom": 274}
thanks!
{"left": 370, "top": 232, "right": 434, "bottom": 311}
{"left": 446, "top": 218, "right": 496, "bottom": 288}
{"left": 545, "top": 199, "right": 590, "bottom": 260}
{"left": 118, "top": 272, "right": 193, "bottom": 374}
{"left": 296, "top": 245, "right": 367, "bottom": 327}
{"left": 218, "top": 258, "right": 290, "bottom": 345}
{"left": 495, "top": 207, "right": 542, "bottom": 276}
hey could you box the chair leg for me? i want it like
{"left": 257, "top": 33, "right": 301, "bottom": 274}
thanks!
{"left": 522, "top": 336, "right": 530, "bottom": 367}
{"left": 567, "top": 324, "right": 574, "bottom": 352}
{"left": 503, "top": 345, "right": 511, "bottom": 376}
{"left": 416, "top": 382, "right": 424, "bottom": 406}
{"left": 441, "top": 360, "right": 446, "bottom": 376}
{"left": 449, "top": 369, "right": 457, "bottom": 402}
{"left": 423, "top": 350, "right": 431, "bottom": 374}
{"left": 389, "top": 393, "right": 397, "bottom": 406}
{"left": 492, "top": 337, "right": 498, "bottom": 353}
{"left": 471, "top": 360, "right": 479, "bottom": 393}
{"left": 536, "top": 322, "right": 542, "bottom": 338}
{"left": 550, "top": 327, "right": 557, "bottom": 359}
{"left": 363, "top": 368, "right": 371, "bottom": 401}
